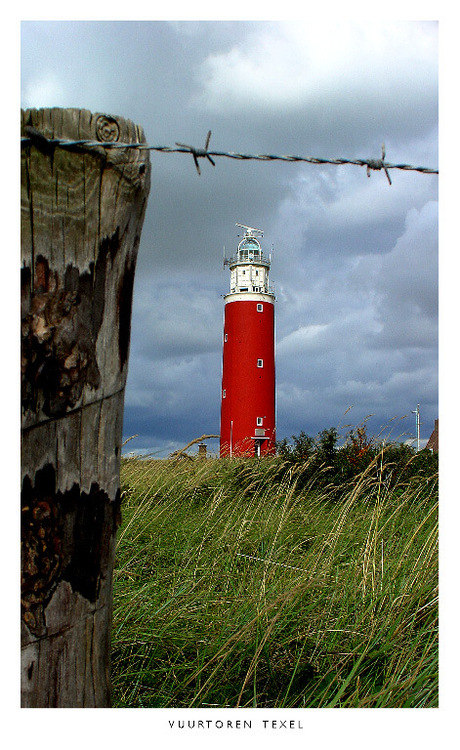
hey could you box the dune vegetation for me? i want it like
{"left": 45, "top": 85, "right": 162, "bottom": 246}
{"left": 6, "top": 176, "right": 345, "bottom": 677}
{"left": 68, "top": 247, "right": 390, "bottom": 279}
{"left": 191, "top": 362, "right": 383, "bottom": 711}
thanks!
{"left": 111, "top": 436, "right": 438, "bottom": 708}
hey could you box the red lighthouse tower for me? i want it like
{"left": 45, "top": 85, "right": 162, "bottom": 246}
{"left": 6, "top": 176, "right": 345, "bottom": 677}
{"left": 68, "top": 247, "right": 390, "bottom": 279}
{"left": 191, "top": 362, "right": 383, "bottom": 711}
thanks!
{"left": 220, "top": 224, "right": 276, "bottom": 457}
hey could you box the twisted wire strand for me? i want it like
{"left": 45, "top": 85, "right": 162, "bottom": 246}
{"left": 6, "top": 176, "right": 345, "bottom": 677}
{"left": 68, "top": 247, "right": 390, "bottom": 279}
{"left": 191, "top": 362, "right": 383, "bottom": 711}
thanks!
{"left": 20, "top": 132, "right": 438, "bottom": 178}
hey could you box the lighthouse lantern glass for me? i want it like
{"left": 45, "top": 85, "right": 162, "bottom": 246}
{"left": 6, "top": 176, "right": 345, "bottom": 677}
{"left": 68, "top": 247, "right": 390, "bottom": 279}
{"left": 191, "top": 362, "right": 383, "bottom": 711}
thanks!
{"left": 238, "top": 238, "right": 261, "bottom": 261}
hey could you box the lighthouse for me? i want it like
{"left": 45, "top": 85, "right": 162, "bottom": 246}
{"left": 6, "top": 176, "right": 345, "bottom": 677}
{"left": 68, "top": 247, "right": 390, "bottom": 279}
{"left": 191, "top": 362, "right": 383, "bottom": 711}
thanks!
{"left": 219, "top": 224, "right": 276, "bottom": 457}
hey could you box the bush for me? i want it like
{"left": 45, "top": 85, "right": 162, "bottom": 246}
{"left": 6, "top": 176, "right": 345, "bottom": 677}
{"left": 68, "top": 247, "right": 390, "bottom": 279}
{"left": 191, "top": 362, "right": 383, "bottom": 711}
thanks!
{"left": 276, "top": 425, "right": 438, "bottom": 497}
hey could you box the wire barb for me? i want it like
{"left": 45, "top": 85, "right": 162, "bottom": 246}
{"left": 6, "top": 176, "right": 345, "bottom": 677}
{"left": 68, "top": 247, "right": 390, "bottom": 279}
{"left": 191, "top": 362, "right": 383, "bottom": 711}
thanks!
{"left": 175, "top": 130, "right": 216, "bottom": 175}
{"left": 366, "top": 143, "right": 392, "bottom": 185}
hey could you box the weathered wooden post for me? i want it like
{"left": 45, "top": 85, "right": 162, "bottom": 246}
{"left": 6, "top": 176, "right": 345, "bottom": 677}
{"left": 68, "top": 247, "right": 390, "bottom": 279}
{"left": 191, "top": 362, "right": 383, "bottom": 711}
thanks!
{"left": 21, "top": 108, "right": 151, "bottom": 707}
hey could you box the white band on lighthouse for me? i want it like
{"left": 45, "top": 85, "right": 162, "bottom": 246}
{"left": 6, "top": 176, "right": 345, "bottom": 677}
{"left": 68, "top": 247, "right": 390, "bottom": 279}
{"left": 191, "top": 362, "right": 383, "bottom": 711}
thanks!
{"left": 224, "top": 292, "right": 275, "bottom": 305}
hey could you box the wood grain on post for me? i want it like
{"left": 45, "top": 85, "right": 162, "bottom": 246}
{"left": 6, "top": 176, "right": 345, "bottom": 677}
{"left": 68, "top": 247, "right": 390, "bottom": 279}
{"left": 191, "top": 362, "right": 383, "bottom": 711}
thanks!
{"left": 21, "top": 108, "right": 151, "bottom": 707}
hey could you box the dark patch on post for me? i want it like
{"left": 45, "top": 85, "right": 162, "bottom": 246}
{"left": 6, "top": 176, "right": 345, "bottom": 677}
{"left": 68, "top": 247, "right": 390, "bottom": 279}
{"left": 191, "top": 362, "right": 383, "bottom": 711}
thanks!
{"left": 63, "top": 263, "right": 81, "bottom": 293}
{"left": 100, "top": 226, "right": 121, "bottom": 265}
{"left": 21, "top": 465, "right": 62, "bottom": 635}
{"left": 91, "top": 242, "right": 109, "bottom": 338}
{"left": 21, "top": 228, "right": 121, "bottom": 420}
{"left": 118, "top": 256, "right": 135, "bottom": 371}
{"left": 21, "top": 279, "right": 96, "bottom": 418}
{"left": 21, "top": 266, "right": 32, "bottom": 316}
{"left": 34, "top": 255, "right": 50, "bottom": 293}
{"left": 60, "top": 483, "right": 121, "bottom": 602}
{"left": 21, "top": 462, "right": 122, "bottom": 637}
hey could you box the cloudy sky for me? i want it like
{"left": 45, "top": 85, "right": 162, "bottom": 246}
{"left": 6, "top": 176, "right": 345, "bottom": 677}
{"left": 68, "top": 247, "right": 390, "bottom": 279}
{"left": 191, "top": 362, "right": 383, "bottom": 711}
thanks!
{"left": 21, "top": 19, "right": 439, "bottom": 456}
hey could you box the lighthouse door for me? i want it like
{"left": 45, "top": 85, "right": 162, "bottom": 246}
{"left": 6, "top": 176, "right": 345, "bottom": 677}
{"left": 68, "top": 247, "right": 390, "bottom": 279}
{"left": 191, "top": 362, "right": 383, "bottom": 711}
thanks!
{"left": 254, "top": 439, "right": 262, "bottom": 458}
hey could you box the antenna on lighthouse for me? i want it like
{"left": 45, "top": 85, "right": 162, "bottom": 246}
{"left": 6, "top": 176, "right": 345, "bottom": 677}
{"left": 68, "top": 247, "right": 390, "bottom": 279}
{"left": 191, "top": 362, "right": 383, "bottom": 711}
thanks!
{"left": 236, "top": 223, "right": 264, "bottom": 238}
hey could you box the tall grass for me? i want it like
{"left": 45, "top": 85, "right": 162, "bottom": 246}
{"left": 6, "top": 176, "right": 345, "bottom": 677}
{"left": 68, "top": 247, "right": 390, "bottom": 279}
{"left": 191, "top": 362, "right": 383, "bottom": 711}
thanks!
{"left": 111, "top": 452, "right": 438, "bottom": 708}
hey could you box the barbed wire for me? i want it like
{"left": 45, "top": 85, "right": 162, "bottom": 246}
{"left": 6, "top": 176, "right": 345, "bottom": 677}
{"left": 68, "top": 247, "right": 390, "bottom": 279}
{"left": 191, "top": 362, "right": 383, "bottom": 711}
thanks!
{"left": 21, "top": 126, "right": 438, "bottom": 185}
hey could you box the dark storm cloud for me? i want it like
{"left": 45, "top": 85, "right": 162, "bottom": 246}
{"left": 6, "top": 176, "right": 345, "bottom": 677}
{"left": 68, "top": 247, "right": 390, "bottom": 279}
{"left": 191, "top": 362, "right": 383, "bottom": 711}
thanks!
{"left": 21, "top": 20, "right": 438, "bottom": 454}
{"left": 130, "top": 281, "right": 222, "bottom": 359}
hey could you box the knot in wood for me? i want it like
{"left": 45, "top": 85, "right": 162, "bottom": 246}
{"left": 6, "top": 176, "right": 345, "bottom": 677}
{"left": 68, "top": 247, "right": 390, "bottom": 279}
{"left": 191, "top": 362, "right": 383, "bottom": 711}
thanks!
{"left": 96, "top": 115, "right": 120, "bottom": 143}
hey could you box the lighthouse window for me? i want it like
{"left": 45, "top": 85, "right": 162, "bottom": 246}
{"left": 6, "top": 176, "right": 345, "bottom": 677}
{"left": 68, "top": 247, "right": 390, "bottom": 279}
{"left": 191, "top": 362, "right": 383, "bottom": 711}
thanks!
{"left": 223, "top": 389, "right": 226, "bottom": 398}
{"left": 240, "top": 287, "right": 249, "bottom": 291}
{"left": 257, "top": 304, "right": 263, "bottom": 312}
{"left": 257, "top": 359, "right": 264, "bottom": 368}
{"left": 253, "top": 286, "right": 260, "bottom": 292}
{"left": 257, "top": 417, "right": 263, "bottom": 426}
{"left": 224, "top": 334, "right": 228, "bottom": 342}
